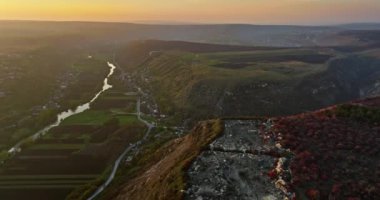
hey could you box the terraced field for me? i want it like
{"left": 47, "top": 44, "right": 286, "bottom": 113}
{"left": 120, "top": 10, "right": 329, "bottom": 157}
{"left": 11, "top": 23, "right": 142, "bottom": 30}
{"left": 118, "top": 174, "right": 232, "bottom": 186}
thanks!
{"left": 0, "top": 85, "right": 147, "bottom": 199}
{"left": 0, "top": 174, "right": 97, "bottom": 200}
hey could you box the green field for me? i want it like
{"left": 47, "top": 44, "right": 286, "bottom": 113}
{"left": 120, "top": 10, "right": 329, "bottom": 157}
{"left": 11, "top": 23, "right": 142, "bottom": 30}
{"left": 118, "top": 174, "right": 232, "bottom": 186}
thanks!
{"left": 61, "top": 111, "right": 115, "bottom": 125}
{"left": 61, "top": 111, "right": 139, "bottom": 126}
{"left": 0, "top": 174, "right": 98, "bottom": 199}
{"left": 29, "top": 144, "right": 84, "bottom": 150}
{"left": 117, "top": 115, "right": 140, "bottom": 124}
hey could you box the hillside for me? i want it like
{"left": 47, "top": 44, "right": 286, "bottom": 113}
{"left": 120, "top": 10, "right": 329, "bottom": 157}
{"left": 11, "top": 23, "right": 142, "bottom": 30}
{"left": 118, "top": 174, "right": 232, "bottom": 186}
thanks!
{"left": 115, "top": 40, "right": 380, "bottom": 127}
{"left": 98, "top": 120, "right": 223, "bottom": 200}
{"left": 267, "top": 97, "right": 380, "bottom": 199}
{"left": 109, "top": 97, "right": 380, "bottom": 200}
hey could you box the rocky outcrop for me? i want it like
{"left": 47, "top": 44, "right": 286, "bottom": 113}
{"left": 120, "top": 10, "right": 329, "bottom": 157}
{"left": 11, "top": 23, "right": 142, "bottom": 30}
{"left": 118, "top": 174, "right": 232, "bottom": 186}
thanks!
{"left": 185, "top": 120, "right": 291, "bottom": 200}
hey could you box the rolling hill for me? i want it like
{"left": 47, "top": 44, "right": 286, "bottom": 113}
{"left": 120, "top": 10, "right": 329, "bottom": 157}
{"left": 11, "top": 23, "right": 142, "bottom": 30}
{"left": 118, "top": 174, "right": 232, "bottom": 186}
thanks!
{"left": 103, "top": 97, "right": 380, "bottom": 200}
{"left": 114, "top": 39, "right": 380, "bottom": 128}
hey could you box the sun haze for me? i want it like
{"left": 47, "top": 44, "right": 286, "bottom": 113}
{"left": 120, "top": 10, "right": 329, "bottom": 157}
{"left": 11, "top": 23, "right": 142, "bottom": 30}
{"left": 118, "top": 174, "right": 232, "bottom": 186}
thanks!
{"left": 0, "top": 0, "right": 380, "bottom": 25}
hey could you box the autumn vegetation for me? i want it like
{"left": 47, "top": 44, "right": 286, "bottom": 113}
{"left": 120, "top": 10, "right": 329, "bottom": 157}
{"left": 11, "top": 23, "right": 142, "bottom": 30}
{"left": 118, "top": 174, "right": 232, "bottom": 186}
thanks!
{"left": 269, "top": 97, "right": 380, "bottom": 199}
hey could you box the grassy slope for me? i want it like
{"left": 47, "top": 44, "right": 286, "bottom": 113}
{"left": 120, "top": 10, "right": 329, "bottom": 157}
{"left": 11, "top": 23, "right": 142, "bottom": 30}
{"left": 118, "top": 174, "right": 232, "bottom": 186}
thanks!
{"left": 144, "top": 48, "right": 332, "bottom": 125}
{"left": 121, "top": 40, "right": 380, "bottom": 129}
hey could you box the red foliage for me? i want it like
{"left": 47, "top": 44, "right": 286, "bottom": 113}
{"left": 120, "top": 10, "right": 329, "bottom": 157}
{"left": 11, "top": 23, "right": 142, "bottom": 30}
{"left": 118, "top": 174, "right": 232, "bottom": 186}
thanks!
{"left": 270, "top": 101, "right": 380, "bottom": 199}
{"left": 346, "top": 197, "right": 360, "bottom": 200}
{"left": 267, "top": 169, "right": 278, "bottom": 179}
{"left": 305, "top": 188, "right": 320, "bottom": 200}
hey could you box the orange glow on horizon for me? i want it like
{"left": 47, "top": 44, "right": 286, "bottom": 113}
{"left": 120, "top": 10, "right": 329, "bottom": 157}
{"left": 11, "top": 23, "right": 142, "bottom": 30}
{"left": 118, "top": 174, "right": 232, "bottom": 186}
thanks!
{"left": 0, "top": 0, "right": 379, "bottom": 25}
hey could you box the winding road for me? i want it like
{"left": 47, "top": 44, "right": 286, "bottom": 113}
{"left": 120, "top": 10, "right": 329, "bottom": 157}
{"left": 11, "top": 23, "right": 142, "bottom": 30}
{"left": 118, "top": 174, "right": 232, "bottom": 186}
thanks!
{"left": 87, "top": 98, "right": 155, "bottom": 200}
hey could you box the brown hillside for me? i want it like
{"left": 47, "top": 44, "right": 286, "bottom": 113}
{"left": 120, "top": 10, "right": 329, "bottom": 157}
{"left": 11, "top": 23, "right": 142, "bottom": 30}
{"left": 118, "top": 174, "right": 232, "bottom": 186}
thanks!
{"left": 114, "top": 119, "right": 223, "bottom": 200}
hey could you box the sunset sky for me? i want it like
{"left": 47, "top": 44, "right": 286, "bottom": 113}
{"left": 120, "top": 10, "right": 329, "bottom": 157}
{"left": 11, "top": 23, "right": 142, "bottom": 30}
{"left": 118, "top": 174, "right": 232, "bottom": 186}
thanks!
{"left": 1, "top": 0, "right": 380, "bottom": 25}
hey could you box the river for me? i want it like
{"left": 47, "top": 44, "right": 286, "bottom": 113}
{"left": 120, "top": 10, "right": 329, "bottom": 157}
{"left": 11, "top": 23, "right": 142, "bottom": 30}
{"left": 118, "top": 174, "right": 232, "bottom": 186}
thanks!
{"left": 8, "top": 62, "right": 116, "bottom": 154}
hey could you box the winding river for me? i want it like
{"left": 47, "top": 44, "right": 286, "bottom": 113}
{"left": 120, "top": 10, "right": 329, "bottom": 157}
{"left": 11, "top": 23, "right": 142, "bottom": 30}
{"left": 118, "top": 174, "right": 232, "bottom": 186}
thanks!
{"left": 8, "top": 62, "right": 116, "bottom": 154}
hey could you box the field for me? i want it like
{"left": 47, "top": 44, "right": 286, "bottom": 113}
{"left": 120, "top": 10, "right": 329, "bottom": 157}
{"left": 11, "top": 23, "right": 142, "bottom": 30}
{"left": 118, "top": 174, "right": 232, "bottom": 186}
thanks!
{"left": 0, "top": 65, "right": 147, "bottom": 199}
{"left": 61, "top": 110, "right": 139, "bottom": 126}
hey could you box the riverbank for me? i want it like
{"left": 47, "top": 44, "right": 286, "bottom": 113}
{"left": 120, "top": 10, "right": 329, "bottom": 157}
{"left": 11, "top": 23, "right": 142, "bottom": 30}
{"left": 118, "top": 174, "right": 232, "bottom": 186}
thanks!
{"left": 7, "top": 62, "right": 116, "bottom": 155}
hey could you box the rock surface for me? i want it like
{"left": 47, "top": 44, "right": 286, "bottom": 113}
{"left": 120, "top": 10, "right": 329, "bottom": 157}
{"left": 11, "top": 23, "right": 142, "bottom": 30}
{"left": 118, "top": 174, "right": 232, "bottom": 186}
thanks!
{"left": 186, "top": 120, "right": 286, "bottom": 200}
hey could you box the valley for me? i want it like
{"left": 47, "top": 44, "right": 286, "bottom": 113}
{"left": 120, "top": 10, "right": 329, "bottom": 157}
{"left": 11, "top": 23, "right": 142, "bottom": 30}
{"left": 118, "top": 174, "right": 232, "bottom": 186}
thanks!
{"left": 0, "top": 21, "right": 379, "bottom": 200}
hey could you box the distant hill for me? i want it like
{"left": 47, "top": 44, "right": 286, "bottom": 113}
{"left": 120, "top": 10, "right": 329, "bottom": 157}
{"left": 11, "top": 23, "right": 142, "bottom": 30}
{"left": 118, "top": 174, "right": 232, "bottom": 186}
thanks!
{"left": 338, "top": 23, "right": 380, "bottom": 30}
{"left": 115, "top": 40, "right": 380, "bottom": 127}
{"left": 0, "top": 20, "right": 348, "bottom": 47}
{"left": 3, "top": 20, "right": 380, "bottom": 48}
